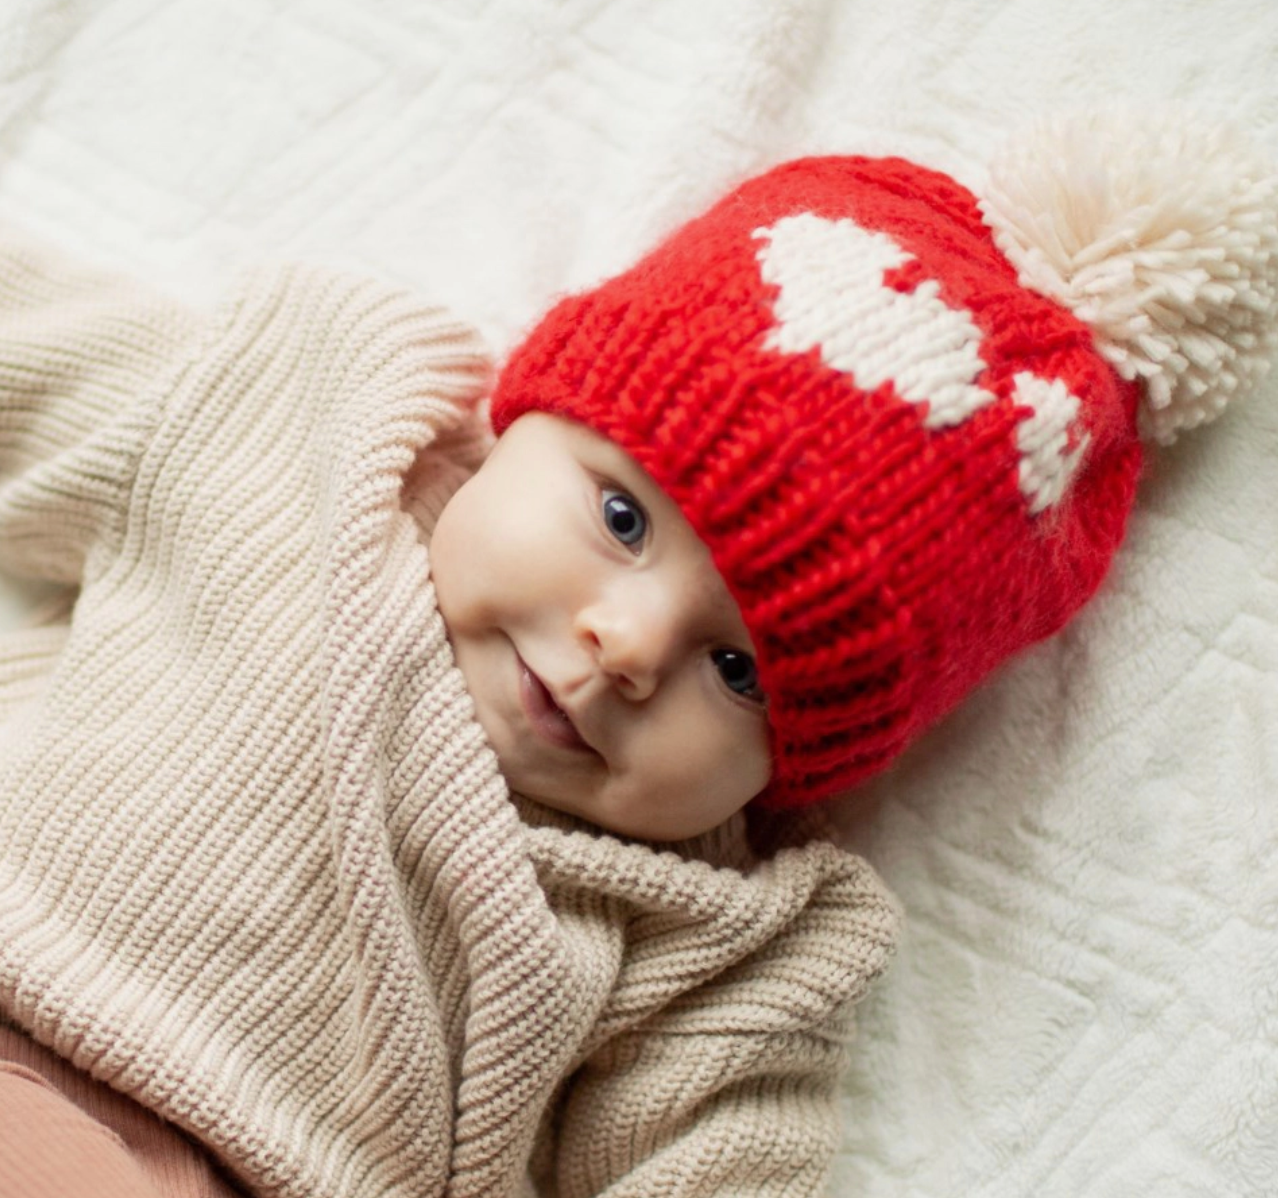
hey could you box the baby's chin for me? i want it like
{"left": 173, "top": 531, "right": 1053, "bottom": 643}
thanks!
{"left": 504, "top": 776, "right": 746, "bottom": 845}
{"left": 498, "top": 776, "right": 631, "bottom": 839}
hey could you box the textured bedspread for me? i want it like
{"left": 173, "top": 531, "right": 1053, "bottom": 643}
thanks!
{"left": 1, "top": 2, "right": 1275, "bottom": 1195}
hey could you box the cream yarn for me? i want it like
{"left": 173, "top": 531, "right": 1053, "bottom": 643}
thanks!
{"left": 980, "top": 112, "right": 1278, "bottom": 444}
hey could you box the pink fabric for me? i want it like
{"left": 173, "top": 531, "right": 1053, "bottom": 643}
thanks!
{"left": 0, "top": 1024, "right": 246, "bottom": 1198}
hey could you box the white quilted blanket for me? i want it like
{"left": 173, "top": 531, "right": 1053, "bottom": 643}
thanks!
{"left": 1, "top": 2, "right": 1275, "bottom": 1195}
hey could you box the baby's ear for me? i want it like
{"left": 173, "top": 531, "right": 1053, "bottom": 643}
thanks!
{"left": 979, "top": 110, "right": 1278, "bottom": 444}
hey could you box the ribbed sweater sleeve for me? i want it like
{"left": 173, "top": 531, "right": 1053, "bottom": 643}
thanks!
{"left": 558, "top": 1025, "right": 848, "bottom": 1196}
{"left": 539, "top": 841, "right": 900, "bottom": 1198}
{"left": 0, "top": 229, "right": 200, "bottom": 584}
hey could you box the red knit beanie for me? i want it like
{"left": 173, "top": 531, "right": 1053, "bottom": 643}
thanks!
{"left": 491, "top": 115, "right": 1278, "bottom": 809}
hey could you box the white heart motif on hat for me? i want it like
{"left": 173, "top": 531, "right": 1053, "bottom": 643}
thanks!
{"left": 754, "top": 212, "right": 1090, "bottom": 514}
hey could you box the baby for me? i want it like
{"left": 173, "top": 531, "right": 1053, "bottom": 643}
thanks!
{"left": 0, "top": 113, "right": 1274, "bottom": 1198}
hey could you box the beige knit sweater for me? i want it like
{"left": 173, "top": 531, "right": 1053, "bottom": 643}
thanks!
{"left": 0, "top": 230, "right": 899, "bottom": 1198}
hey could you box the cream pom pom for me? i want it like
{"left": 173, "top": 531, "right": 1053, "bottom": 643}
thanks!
{"left": 979, "top": 112, "right": 1278, "bottom": 444}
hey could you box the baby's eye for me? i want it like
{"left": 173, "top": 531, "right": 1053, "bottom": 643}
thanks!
{"left": 602, "top": 489, "right": 648, "bottom": 550}
{"left": 711, "top": 648, "right": 764, "bottom": 703}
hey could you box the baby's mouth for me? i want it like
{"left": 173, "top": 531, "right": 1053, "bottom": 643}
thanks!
{"left": 517, "top": 658, "right": 592, "bottom": 753}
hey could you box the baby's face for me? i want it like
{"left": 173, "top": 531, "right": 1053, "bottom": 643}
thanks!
{"left": 430, "top": 413, "right": 771, "bottom": 841}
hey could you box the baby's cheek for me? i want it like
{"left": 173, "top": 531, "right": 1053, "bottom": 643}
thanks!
{"left": 655, "top": 711, "right": 769, "bottom": 819}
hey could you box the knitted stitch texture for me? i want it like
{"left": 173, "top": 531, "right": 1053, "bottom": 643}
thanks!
{"left": 493, "top": 156, "right": 1145, "bottom": 807}
{"left": 0, "top": 230, "right": 898, "bottom": 1198}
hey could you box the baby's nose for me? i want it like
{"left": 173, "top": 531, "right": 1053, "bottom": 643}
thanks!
{"left": 576, "top": 594, "right": 680, "bottom": 701}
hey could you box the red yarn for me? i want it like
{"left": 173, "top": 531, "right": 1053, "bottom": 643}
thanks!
{"left": 492, "top": 156, "right": 1143, "bottom": 808}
